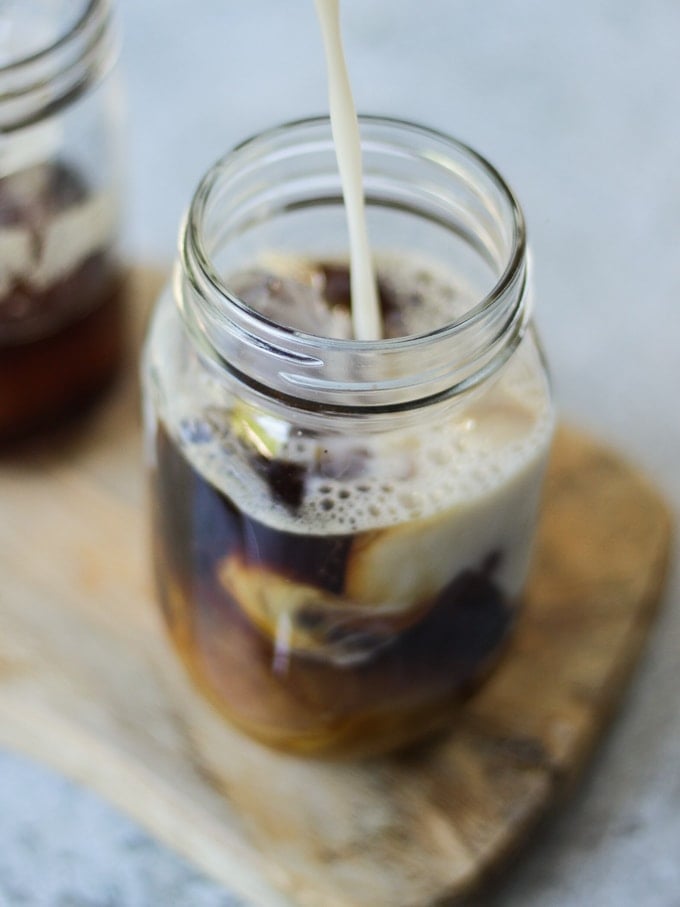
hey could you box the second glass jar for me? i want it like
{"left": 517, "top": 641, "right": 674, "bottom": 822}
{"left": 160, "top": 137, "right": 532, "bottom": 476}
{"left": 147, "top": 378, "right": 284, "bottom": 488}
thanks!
{"left": 143, "top": 117, "right": 555, "bottom": 757}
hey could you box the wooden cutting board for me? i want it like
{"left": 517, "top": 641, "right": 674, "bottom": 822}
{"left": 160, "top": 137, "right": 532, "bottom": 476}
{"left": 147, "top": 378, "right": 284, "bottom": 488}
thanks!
{"left": 0, "top": 269, "right": 672, "bottom": 907}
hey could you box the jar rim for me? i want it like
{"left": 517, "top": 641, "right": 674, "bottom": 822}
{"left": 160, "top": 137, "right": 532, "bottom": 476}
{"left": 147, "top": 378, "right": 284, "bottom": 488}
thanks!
{"left": 0, "top": 0, "right": 116, "bottom": 131}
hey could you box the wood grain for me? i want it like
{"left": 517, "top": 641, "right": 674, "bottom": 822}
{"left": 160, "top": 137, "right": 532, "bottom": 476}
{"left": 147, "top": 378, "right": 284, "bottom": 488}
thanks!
{"left": 0, "top": 269, "right": 672, "bottom": 906}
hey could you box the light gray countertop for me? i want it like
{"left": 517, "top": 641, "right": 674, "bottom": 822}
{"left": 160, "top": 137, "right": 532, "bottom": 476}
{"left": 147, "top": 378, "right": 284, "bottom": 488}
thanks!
{"left": 1, "top": 1, "right": 679, "bottom": 904}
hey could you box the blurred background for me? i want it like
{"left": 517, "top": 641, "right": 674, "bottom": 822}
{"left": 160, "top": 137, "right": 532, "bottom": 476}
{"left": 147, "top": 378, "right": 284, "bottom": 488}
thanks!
{"left": 1, "top": 0, "right": 678, "bottom": 904}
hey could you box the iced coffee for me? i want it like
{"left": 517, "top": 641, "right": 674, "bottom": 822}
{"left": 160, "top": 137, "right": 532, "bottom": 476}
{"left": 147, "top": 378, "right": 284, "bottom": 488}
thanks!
{"left": 146, "top": 240, "right": 554, "bottom": 755}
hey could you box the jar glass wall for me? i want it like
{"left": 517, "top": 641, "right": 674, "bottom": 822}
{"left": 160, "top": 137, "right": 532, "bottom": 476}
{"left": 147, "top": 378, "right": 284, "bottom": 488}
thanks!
{"left": 143, "top": 117, "right": 555, "bottom": 757}
{"left": 0, "top": 0, "right": 125, "bottom": 441}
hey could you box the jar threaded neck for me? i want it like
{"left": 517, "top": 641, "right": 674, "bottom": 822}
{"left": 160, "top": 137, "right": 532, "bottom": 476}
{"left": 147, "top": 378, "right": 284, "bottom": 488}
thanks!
{"left": 0, "top": 0, "right": 116, "bottom": 132}
{"left": 179, "top": 116, "right": 529, "bottom": 413}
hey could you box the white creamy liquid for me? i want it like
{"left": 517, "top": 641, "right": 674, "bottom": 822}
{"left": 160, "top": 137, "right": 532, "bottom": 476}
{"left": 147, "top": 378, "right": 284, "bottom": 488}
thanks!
{"left": 0, "top": 189, "right": 116, "bottom": 308}
{"left": 314, "top": 0, "right": 382, "bottom": 340}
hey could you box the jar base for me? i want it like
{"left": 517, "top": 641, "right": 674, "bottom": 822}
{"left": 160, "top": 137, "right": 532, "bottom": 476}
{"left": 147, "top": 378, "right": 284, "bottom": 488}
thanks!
{"left": 178, "top": 663, "right": 504, "bottom": 760}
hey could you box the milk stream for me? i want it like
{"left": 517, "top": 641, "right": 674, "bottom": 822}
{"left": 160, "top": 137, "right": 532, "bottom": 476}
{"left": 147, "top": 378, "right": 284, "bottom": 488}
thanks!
{"left": 314, "top": 0, "right": 382, "bottom": 340}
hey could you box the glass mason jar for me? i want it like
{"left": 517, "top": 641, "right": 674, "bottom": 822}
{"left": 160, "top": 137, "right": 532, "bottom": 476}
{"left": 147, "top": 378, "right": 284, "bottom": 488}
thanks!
{"left": 0, "top": 0, "right": 125, "bottom": 441}
{"left": 143, "top": 117, "right": 555, "bottom": 757}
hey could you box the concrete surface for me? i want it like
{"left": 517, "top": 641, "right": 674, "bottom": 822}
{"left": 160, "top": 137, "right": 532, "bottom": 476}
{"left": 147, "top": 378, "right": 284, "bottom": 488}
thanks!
{"left": 1, "top": 1, "right": 679, "bottom": 904}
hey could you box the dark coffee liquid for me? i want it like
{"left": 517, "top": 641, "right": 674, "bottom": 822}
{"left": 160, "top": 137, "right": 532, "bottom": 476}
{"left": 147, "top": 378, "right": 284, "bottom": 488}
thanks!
{"left": 152, "top": 422, "right": 514, "bottom": 756}
{"left": 0, "top": 161, "right": 124, "bottom": 441}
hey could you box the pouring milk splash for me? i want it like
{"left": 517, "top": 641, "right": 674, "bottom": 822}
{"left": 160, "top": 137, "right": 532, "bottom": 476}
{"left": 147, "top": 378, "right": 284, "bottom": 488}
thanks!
{"left": 314, "top": 0, "right": 382, "bottom": 340}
